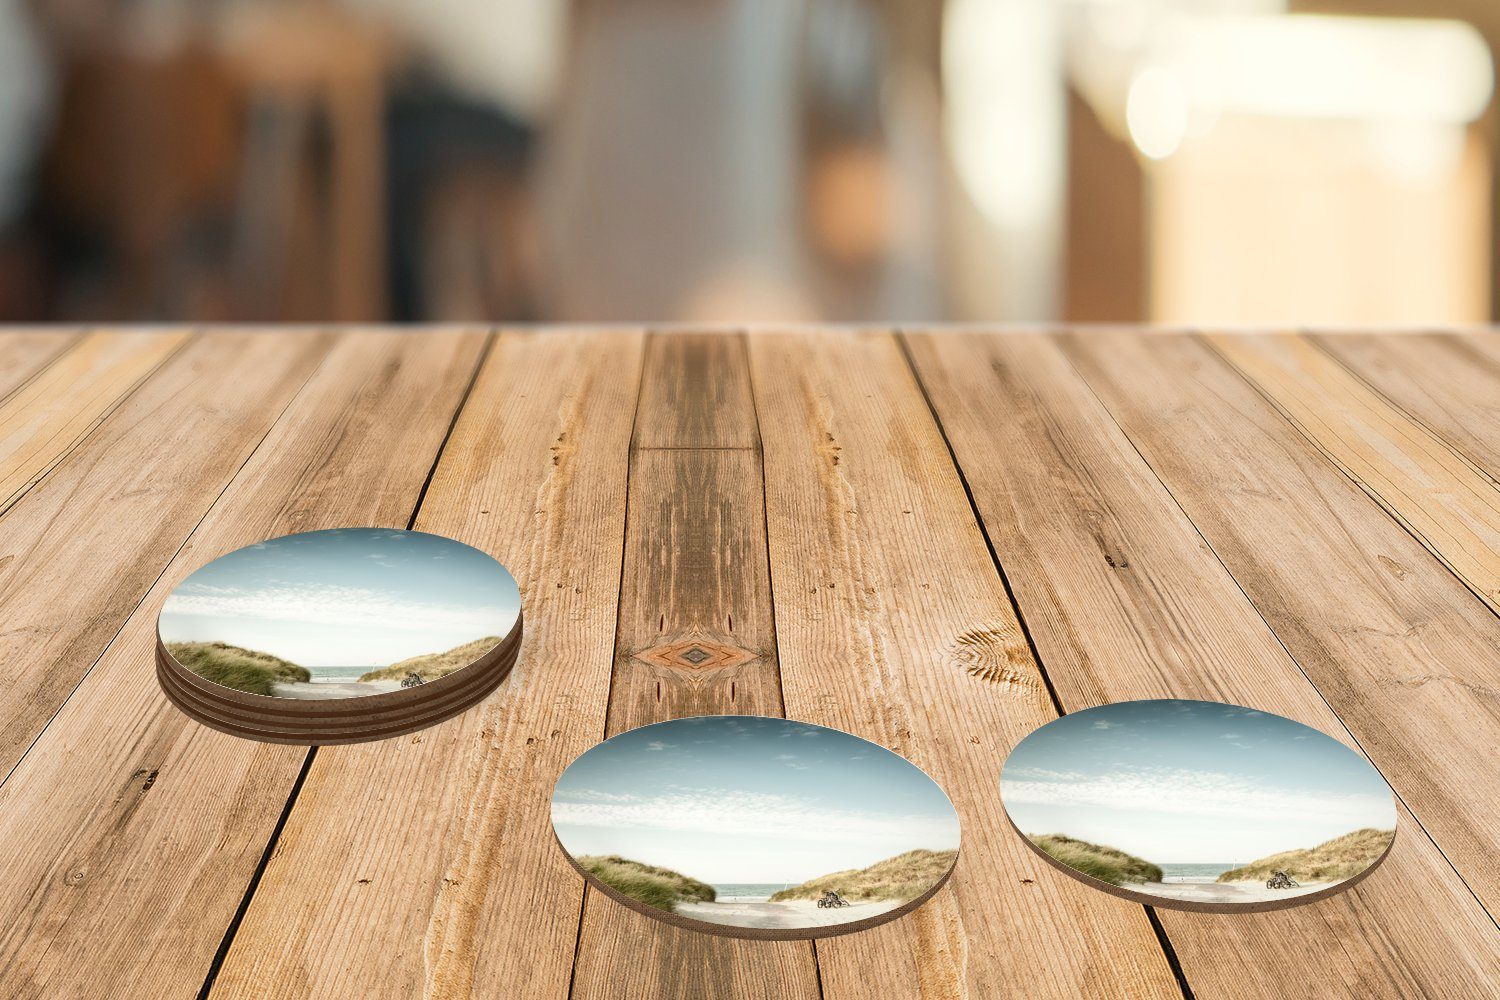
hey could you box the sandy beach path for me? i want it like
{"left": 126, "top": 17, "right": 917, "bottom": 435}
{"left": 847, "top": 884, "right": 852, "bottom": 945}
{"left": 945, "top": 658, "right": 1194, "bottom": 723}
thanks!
{"left": 673, "top": 899, "right": 902, "bottom": 929}
{"left": 270, "top": 680, "right": 403, "bottom": 700}
{"left": 1138, "top": 880, "right": 1334, "bottom": 905}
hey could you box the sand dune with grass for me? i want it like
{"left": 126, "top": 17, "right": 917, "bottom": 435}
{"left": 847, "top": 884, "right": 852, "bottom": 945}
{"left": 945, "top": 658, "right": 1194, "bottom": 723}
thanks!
{"left": 1217, "top": 828, "right": 1394, "bottom": 883}
{"left": 576, "top": 856, "right": 717, "bottom": 912}
{"left": 170, "top": 638, "right": 490, "bottom": 698}
{"left": 1027, "top": 834, "right": 1163, "bottom": 886}
{"left": 578, "top": 849, "right": 951, "bottom": 929}
{"left": 768, "top": 849, "right": 957, "bottom": 903}
{"left": 1028, "top": 829, "right": 1390, "bottom": 905}
{"left": 357, "top": 636, "right": 501, "bottom": 683}
{"left": 166, "top": 642, "right": 310, "bottom": 696}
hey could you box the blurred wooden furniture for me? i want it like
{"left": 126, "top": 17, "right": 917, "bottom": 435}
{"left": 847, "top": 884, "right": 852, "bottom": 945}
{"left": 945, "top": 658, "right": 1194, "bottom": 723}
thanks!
{"left": 38, "top": 5, "right": 396, "bottom": 322}
{"left": 2, "top": 327, "right": 1500, "bottom": 997}
{"left": 221, "top": 5, "right": 397, "bottom": 321}
{"left": 41, "top": 39, "right": 241, "bottom": 318}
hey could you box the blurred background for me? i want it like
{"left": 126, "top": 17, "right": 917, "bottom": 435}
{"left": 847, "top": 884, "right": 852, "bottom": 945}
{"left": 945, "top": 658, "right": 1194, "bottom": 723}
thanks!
{"left": 0, "top": 0, "right": 1493, "bottom": 326}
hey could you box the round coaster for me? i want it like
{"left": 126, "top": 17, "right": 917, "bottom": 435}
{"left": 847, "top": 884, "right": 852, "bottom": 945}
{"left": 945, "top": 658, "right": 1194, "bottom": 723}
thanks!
{"left": 156, "top": 527, "right": 522, "bottom": 745}
{"left": 1000, "top": 700, "right": 1397, "bottom": 912}
{"left": 551, "top": 716, "right": 961, "bottom": 940}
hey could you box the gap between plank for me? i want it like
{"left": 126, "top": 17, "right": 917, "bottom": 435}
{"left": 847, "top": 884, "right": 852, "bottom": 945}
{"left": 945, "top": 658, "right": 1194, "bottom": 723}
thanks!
{"left": 1303, "top": 332, "right": 1500, "bottom": 492}
{"left": 194, "top": 749, "right": 317, "bottom": 1000}
{"left": 565, "top": 327, "right": 650, "bottom": 1000}
{"left": 0, "top": 329, "right": 87, "bottom": 408}
{"left": 744, "top": 331, "right": 792, "bottom": 723}
{"left": 1207, "top": 331, "right": 1500, "bottom": 628}
{"left": 1143, "top": 907, "right": 1196, "bottom": 1000}
{"left": 894, "top": 328, "right": 1192, "bottom": 1000}
{"left": 195, "top": 328, "right": 500, "bottom": 999}
{"left": 0, "top": 328, "right": 200, "bottom": 519}
{"left": 0, "top": 330, "right": 334, "bottom": 793}
{"left": 1066, "top": 330, "right": 1499, "bottom": 934}
{"left": 1298, "top": 331, "right": 1500, "bottom": 628}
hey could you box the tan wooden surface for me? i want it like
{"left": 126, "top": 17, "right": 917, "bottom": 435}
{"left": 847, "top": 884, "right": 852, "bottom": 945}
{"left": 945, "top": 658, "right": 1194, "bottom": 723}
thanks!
{"left": 0, "top": 326, "right": 1496, "bottom": 999}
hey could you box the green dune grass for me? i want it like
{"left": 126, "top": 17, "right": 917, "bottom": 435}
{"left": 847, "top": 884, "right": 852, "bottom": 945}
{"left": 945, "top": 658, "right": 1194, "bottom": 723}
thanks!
{"left": 1028, "top": 834, "right": 1163, "bottom": 886}
{"left": 358, "top": 636, "right": 501, "bottom": 683}
{"left": 1217, "top": 828, "right": 1395, "bottom": 883}
{"left": 167, "top": 641, "right": 310, "bottom": 696}
{"left": 576, "top": 856, "right": 716, "bottom": 913}
{"left": 769, "top": 849, "right": 957, "bottom": 903}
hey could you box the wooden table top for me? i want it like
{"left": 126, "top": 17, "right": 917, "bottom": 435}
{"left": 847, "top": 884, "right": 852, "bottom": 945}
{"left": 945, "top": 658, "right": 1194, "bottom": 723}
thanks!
{"left": 0, "top": 327, "right": 1497, "bottom": 999}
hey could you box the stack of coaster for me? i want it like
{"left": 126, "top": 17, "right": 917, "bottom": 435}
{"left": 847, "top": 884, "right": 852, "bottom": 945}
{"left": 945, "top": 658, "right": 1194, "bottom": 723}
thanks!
{"left": 155, "top": 527, "right": 523, "bottom": 745}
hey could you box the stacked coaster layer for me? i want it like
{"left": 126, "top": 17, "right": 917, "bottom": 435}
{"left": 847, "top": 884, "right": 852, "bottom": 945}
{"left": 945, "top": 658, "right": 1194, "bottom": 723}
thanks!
{"left": 154, "top": 527, "right": 525, "bottom": 746}
{"left": 156, "top": 618, "right": 522, "bottom": 745}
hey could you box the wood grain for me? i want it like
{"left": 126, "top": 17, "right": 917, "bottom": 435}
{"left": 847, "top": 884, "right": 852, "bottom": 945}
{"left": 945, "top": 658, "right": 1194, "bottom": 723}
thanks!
{"left": 1065, "top": 330, "right": 1500, "bottom": 920}
{"left": 0, "top": 329, "right": 487, "bottom": 1000}
{"left": 0, "top": 331, "right": 82, "bottom": 401}
{"left": 751, "top": 330, "right": 1181, "bottom": 999}
{"left": 0, "top": 330, "right": 333, "bottom": 778}
{"left": 0, "top": 330, "right": 189, "bottom": 514}
{"left": 1207, "top": 332, "right": 1500, "bottom": 617}
{"left": 571, "top": 332, "right": 819, "bottom": 997}
{"left": 905, "top": 330, "right": 1500, "bottom": 999}
{"left": 1, "top": 325, "right": 1498, "bottom": 1000}
{"left": 1311, "top": 332, "right": 1500, "bottom": 482}
{"left": 633, "top": 332, "right": 757, "bottom": 450}
{"left": 210, "top": 331, "right": 642, "bottom": 1000}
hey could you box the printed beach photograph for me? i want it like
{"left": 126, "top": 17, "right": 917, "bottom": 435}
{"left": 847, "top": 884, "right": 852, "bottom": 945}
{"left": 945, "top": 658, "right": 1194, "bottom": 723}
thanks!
{"left": 1001, "top": 700, "right": 1397, "bottom": 910}
{"left": 551, "top": 716, "right": 961, "bottom": 938}
{"left": 158, "top": 528, "right": 520, "bottom": 700}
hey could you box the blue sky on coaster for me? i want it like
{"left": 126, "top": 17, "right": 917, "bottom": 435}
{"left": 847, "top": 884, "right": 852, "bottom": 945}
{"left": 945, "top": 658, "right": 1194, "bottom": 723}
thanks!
{"left": 552, "top": 716, "right": 961, "bottom": 885}
{"left": 1001, "top": 700, "right": 1396, "bottom": 865}
{"left": 159, "top": 528, "right": 520, "bottom": 667}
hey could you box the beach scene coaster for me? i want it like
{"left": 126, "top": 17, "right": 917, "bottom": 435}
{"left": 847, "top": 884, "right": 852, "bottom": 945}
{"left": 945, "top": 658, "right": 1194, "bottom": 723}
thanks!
{"left": 551, "top": 716, "right": 961, "bottom": 940}
{"left": 1000, "top": 699, "right": 1397, "bottom": 912}
{"left": 155, "top": 527, "right": 522, "bottom": 745}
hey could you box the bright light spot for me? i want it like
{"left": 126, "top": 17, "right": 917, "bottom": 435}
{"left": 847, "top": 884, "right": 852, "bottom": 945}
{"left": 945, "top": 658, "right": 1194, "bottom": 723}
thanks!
{"left": 1174, "top": 15, "right": 1493, "bottom": 124}
{"left": 1366, "top": 120, "right": 1465, "bottom": 182}
{"left": 1127, "top": 66, "right": 1190, "bottom": 160}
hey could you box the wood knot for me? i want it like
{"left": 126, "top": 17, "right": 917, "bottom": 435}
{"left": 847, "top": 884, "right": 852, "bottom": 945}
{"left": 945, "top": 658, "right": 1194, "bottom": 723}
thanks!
{"left": 948, "top": 627, "right": 1032, "bottom": 687}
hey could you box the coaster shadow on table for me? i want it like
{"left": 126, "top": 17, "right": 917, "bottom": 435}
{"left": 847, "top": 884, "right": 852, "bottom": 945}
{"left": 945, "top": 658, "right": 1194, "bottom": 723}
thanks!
{"left": 1000, "top": 699, "right": 1398, "bottom": 913}
{"left": 156, "top": 527, "right": 522, "bottom": 745}
{"left": 551, "top": 715, "right": 961, "bottom": 940}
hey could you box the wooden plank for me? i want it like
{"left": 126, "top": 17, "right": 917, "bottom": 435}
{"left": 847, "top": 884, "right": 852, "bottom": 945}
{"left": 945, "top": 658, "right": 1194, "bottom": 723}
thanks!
{"left": 905, "top": 330, "right": 1500, "bottom": 999}
{"left": 0, "top": 331, "right": 83, "bottom": 402}
{"left": 0, "top": 330, "right": 333, "bottom": 778}
{"left": 1311, "top": 332, "right": 1500, "bottom": 482}
{"left": 598, "top": 449, "right": 783, "bottom": 725}
{"left": 632, "top": 332, "right": 758, "bottom": 450}
{"left": 1207, "top": 332, "right": 1500, "bottom": 616}
{"left": 0, "top": 329, "right": 189, "bottom": 514}
{"left": 0, "top": 329, "right": 489, "bottom": 1000}
{"left": 1061, "top": 330, "right": 1500, "bottom": 918}
{"left": 750, "top": 331, "right": 1181, "bottom": 999}
{"left": 210, "top": 331, "right": 642, "bottom": 1000}
{"left": 570, "top": 333, "right": 819, "bottom": 1000}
